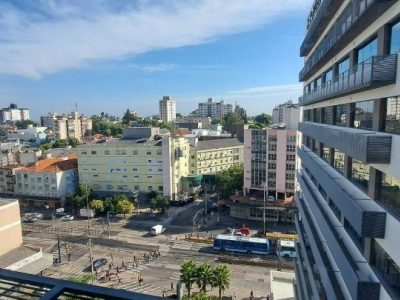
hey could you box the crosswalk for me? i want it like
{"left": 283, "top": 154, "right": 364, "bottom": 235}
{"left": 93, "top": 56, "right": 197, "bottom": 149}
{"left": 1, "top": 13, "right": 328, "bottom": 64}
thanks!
{"left": 117, "top": 282, "right": 161, "bottom": 294}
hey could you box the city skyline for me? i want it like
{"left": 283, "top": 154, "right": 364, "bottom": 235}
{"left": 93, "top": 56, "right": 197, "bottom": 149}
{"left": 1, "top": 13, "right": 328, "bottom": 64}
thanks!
{"left": 0, "top": 0, "right": 311, "bottom": 119}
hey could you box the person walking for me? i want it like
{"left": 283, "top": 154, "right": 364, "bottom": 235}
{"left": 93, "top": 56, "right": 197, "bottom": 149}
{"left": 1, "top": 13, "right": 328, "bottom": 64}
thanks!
{"left": 250, "top": 290, "right": 254, "bottom": 299}
{"left": 170, "top": 282, "right": 174, "bottom": 291}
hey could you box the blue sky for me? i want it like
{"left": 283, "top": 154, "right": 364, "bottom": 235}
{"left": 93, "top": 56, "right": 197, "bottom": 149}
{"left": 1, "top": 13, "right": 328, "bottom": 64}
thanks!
{"left": 0, "top": 0, "right": 311, "bottom": 120}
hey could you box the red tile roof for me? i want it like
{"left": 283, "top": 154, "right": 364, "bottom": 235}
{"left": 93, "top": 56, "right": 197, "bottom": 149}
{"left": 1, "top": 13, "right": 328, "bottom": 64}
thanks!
{"left": 18, "top": 156, "right": 77, "bottom": 173}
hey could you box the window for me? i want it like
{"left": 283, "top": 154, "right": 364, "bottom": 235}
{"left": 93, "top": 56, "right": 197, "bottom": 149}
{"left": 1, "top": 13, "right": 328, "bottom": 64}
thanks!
{"left": 81, "top": 151, "right": 87, "bottom": 155}
{"left": 91, "top": 151, "right": 97, "bottom": 155}
{"left": 133, "top": 150, "right": 139, "bottom": 155}
{"left": 158, "top": 186, "right": 163, "bottom": 192}
{"left": 268, "top": 154, "right": 276, "bottom": 160}
{"left": 385, "top": 97, "right": 400, "bottom": 134}
{"left": 133, "top": 168, "right": 138, "bottom": 171}
{"left": 333, "top": 149, "right": 345, "bottom": 174}
{"left": 379, "top": 173, "right": 400, "bottom": 219}
{"left": 287, "top": 136, "right": 296, "bottom": 143}
{"left": 147, "top": 175, "right": 152, "bottom": 178}
{"left": 335, "top": 104, "right": 347, "bottom": 126}
{"left": 338, "top": 57, "right": 350, "bottom": 75}
{"left": 351, "top": 159, "right": 370, "bottom": 192}
{"left": 134, "top": 185, "right": 140, "bottom": 191}
{"left": 356, "top": 38, "right": 377, "bottom": 64}
{"left": 354, "top": 100, "right": 374, "bottom": 130}
{"left": 286, "top": 154, "right": 296, "bottom": 161}
{"left": 325, "top": 69, "right": 333, "bottom": 84}
{"left": 269, "top": 144, "right": 277, "bottom": 151}
{"left": 286, "top": 145, "right": 296, "bottom": 152}
{"left": 148, "top": 186, "right": 153, "bottom": 191}
{"left": 286, "top": 164, "right": 295, "bottom": 171}
{"left": 148, "top": 160, "right": 152, "bottom": 163}
{"left": 268, "top": 163, "right": 276, "bottom": 169}
{"left": 322, "top": 145, "right": 330, "bottom": 162}
{"left": 286, "top": 173, "right": 294, "bottom": 181}
{"left": 147, "top": 151, "right": 152, "bottom": 155}
{"left": 322, "top": 106, "right": 333, "bottom": 124}
{"left": 157, "top": 150, "right": 162, "bottom": 155}
{"left": 285, "top": 183, "right": 294, "bottom": 190}
{"left": 390, "top": 20, "right": 400, "bottom": 54}
{"left": 104, "top": 150, "right": 110, "bottom": 155}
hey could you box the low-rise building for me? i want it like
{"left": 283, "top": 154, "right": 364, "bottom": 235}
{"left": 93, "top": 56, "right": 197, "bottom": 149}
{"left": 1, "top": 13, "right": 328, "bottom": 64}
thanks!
{"left": 0, "top": 166, "right": 24, "bottom": 197}
{"left": 0, "top": 140, "right": 21, "bottom": 167}
{"left": 7, "top": 125, "right": 47, "bottom": 144}
{"left": 0, "top": 198, "right": 23, "bottom": 255}
{"left": 189, "top": 138, "right": 243, "bottom": 175}
{"left": 175, "top": 116, "right": 212, "bottom": 129}
{"left": 15, "top": 156, "right": 78, "bottom": 209}
{"left": 77, "top": 128, "right": 189, "bottom": 200}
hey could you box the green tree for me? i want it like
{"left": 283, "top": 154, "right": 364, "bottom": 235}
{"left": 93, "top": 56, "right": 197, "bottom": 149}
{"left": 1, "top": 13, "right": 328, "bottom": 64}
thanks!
{"left": 211, "top": 118, "right": 224, "bottom": 126}
{"left": 53, "top": 139, "right": 69, "bottom": 148}
{"left": 68, "top": 138, "right": 81, "bottom": 147}
{"left": 254, "top": 113, "right": 272, "bottom": 127}
{"left": 73, "top": 184, "right": 92, "bottom": 209}
{"left": 115, "top": 198, "right": 134, "bottom": 218}
{"left": 215, "top": 164, "right": 244, "bottom": 198}
{"left": 212, "top": 265, "right": 230, "bottom": 300}
{"left": 195, "top": 263, "right": 213, "bottom": 293}
{"left": 223, "top": 112, "right": 243, "bottom": 131}
{"left": 69, "top": 274, "right": 94, "bottom": 284}
{"left": 15, "top": 119, "right": 37, "bottom": 129}
{"left": 180, "top": 260, "right": 197, "bottom": 298}
{"left": 150, "top": 194, "right": 170, "bottom": 214}
{"left": 90, "top": 199, "right": 105, "bottom": 214}
{"left": 249, "top": 122, "right": 265, "bottom": 129}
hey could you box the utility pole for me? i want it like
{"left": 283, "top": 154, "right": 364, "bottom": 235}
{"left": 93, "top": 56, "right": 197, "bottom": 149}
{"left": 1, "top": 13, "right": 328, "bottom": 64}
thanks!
{"left": 263, "top": 183, "right": 266, "bottom": 235}
{"left": 85, "top": 182, "right": 91, "bottom": 236}
{"left": 88, "top": 239, "right": 94, "bottom": 283}
{"left": 277, "top": 240, "right": 282, "bottom": 271}
{"left": 57, "top": 219, "right": 62, "bottom": 264}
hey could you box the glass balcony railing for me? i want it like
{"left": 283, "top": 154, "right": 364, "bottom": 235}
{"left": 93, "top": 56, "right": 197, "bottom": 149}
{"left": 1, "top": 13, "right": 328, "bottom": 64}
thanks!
{"left": 300, "top": 0, "right": 385, "bottom": 81}
{"left": 300, "top": 54, "right": 397, "bottom": 105}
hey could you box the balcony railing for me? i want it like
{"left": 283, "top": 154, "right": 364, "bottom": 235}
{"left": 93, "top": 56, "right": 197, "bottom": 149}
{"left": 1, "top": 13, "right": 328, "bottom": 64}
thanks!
{"left": 300, "top": 54, "right": 397, "bottom": 105}
{"left": 299, "top": 0, "right": 395, "bottom": 81}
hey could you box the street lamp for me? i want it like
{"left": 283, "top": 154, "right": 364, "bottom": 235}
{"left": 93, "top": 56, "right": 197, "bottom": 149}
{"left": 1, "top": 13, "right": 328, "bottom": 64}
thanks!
{"left": 56, "top": 218, "right": 62, "bottom": 264}
{"left": 262, "top": 182, "right": 267, "bottom": 235}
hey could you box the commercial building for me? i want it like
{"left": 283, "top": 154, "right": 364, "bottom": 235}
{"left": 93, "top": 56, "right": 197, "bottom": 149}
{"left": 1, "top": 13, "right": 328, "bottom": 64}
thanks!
{"left": 159, "top": 96, "right": 176, "bottom": 123}
{"left": 77, "top": 128, "right": 189, "bottom": 200}
{"left": 41, "top": 112, "right": 92, "bottom": 141}
{"left": 197, "top": 98, "right": 233, "bottom": 118}
{"left": 188, "top": 138, "right": 243, "bottom": 176}
{"left": 0, "top": 166, "right": 24, "bottom": 197}
{"left": 272, "top": 101, "right": 300, "bottom": 130}
{"left": 295, "top": 1, "right": 400, "bottom": 299}
{"left": 15, "top": 156, "right": 78, "bottom": 209}
{"left": 0, "top": 104, "right": 30, "bottom": 124}
{"left": 175, "top": 116, "right": 212, "bottom": 129}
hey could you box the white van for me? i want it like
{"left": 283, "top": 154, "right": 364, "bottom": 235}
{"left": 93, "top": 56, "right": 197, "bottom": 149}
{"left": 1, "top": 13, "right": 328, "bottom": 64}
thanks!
{"left": 151, "top": 224, "right": 165, "bottom": 236}
{"left": 277, "top": 240, "right": 297, "bottom": 258}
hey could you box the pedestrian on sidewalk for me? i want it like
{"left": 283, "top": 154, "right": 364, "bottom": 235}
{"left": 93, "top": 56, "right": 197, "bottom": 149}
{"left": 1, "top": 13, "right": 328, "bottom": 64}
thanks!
{"left": 171, "top": 282, "right": 174, "bottom": 291}
{"left": 250, "top": 290, "right": 254, "bottom": 299}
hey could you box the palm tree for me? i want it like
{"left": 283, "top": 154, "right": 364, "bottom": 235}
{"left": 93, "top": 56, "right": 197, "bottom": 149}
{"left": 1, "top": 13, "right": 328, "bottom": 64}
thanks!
{"left": 195, "top": 263, "right": 213, "bottom": 293}
{"left": 212, "top": 265, "right": 230, "bottom": 300}
{"left": 180, "top": 260, "right": 197, "bottom": 298}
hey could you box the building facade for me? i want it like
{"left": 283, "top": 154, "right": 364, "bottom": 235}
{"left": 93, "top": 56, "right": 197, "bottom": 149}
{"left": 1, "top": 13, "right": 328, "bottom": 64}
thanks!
{"left": 0, "top": 166, "right": 23, "bottom": 197}
{"left": 175, "top": 116, "right": 212, "bottom": 129}
{"left": 197, "top": 98, "right": 233, "bottom": 118}
{"left": 243, "top": 126, "right": 297, "bottom": 200}
{"left": 0, "top": 104, "right": 30, "bottom": 124}
{"left": 295, "top": 1, "right": 400, "bottom": 299}
{"left": 272, "top": 101, "right": 300, "bottom": 130}
{"left": 159, "top": 96, "right": 176, "bottom": 123}
{"left": 77, "top": 130, "right": 189, "bottom": 200}
{"left": 0, "top": 199, "right": 23, "bottom": 256}
{"left": 188, "top": 138, "right": 243, "bottom": 176}
{"left": 41, "top": 112, "right": 91, "bottom": 141}
{"left": 15, "top": 157, "right": 78, "bottom": 209}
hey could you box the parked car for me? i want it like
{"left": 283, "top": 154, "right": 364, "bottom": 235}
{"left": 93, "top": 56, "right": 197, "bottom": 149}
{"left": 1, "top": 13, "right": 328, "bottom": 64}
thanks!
{"left": 224, "top": 227, "right": 234, "bottom": 234}
{"left": 267, "top": 195, "right": 275, "bottom": 201}
{"left": 92, "top": 258, "right": 107, "bottom": 270}
{"left": 60, "top": 215, "right": 74, "bottom": 221}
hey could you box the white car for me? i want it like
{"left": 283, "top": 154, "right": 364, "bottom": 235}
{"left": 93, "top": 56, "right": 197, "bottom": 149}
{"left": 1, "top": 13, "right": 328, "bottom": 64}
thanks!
{"left": 60, "top": 215, "right": 74, "bottom": 221}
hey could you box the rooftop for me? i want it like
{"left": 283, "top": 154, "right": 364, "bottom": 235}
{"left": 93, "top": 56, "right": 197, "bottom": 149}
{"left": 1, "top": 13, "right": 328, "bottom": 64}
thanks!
{"left": 0, "top": 198, "right": 18, "bottom": 207}
{"left": 18, "top": 156, "right": 77, "bottom": 173}
{"left": 81, "top": 138, "right": 163, "bottom": 147}
{"left": 192, "top": 138, "right": 243, "bottom": 150}
{"left": 0, "top": 246, "right": 38, "bottom": 269}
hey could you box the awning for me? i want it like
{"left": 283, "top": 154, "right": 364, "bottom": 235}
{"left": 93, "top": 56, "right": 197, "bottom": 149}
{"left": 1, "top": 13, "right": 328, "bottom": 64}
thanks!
{"left": 16, "top": 253, "right": 53, "bottom": 275}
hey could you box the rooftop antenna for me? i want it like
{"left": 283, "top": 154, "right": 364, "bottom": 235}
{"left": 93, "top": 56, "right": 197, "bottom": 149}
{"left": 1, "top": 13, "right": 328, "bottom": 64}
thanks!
{"left": 75, "top": 102, "right": 79, "bottom": 113}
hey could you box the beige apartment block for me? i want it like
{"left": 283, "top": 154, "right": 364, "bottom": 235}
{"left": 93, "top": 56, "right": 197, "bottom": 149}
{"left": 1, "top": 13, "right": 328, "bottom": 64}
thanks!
{"left": 0, "top": 198, "right": 22, "bottom": 255}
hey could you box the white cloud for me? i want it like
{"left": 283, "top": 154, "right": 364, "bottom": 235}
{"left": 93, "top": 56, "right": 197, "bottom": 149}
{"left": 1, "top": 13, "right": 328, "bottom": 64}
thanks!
{"left": 229, "top": 83, "right": 303, "bottom": 97}
{"left": 141, "top": 63, "right": 177, "bottom": 73}
{"left": 0, "top": 0, "right": 311, "bottom": 79}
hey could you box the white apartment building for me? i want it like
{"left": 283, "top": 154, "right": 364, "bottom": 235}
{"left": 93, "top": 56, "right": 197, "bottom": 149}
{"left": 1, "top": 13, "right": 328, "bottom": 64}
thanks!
{"left": 41, "top": 112, "right": 91, "bottom": 140}
{"left": 197, "top": 98, "right": 233, "bottom": 118}
{"left": 272, "top": 101, "right": 300, "bottom": 130}
{"left": 159, "top": 96, "right": 176, "bottom": 123}
{"left": 0, "top": 104, "right": 30, "bottom": 123}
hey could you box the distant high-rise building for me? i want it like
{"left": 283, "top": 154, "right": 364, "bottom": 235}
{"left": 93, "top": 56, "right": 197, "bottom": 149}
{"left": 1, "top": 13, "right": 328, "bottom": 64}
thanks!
{"left": 0, "top": 104, "right": 30, "bottom": 124}
{"left": 197, "top": 98, "right": 233, "bottom": 118}
{"left": 272, "top": 101, "right": 299, "bottom": 129}
{"left": 295, "top": 1, "right": 400, "bottom": 299}
{"left": 159, "top": 96, "right": 176, "bottom": 123}
{"left": 41, "top": 112, "right": 92, "bottom": 140}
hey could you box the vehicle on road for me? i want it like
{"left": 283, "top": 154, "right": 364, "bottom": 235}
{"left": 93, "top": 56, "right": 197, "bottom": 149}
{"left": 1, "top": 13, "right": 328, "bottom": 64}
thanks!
{"left": 267, "top": 195, "right": 275, "bottom": 201}
{"left": 92, "top": 258, "right": 107, "bottom": 270}
{"left": 79, "top": 208, "right": 95, "bottom": 218}
{"left": 213, "top": 235, "right": 269, "bottom": 255}
{"left": 23, "top": 217, "right": 37, "bottom": 223}
{"left": 277, "top": 240, "right": 297, "bottom": 259}
{"left": 224, "top": 227, "right": 234, "bottom": 234}
{"left": 151, "top": 224, "right": 166, "bottom": 235}
{"left": 60, "top": 215, "right": 74, "bottom": 221}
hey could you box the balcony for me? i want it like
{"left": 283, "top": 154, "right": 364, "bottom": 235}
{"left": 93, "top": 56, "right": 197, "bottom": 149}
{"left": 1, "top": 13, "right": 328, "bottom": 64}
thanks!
{"left": 297, "top": 146, "right": 386, "bottom": 238}
{"left": 301, "top": 0, "right": 344, "bottom": 57}
{"left": 298, "top": 122, "right": 392, "bottom": 164}
{"left": 300, "top": 54, "right": 397, "bottom": 105}
{"left": 296, "top": 172, "right": 381, "bottom": 300}
{"left": 300, "top": 0, "right": 397, "bottom": 82}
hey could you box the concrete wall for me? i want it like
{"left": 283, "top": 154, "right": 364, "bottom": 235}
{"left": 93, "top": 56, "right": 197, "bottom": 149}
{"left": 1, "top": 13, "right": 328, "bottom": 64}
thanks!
{"left": 0, "top": 200, "right": 22, "bottom": 255}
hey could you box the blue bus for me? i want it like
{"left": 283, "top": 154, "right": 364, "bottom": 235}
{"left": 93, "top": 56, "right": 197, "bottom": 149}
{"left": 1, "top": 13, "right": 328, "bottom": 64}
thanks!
{"left": 213, "top": 235, "right": 269, "bottom": 255}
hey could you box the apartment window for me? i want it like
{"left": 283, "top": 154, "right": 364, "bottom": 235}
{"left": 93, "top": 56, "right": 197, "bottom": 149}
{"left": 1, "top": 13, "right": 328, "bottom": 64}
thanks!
{"left": 286, "top": 145, "right": 296, "bottom": 152}
{"left": 268, "top": 154, "right": 276, "bottom": 160}
{"left": 148, "top": 186, "right": 153, "bottom": 191}
{"left": 286, "top": 173, "right": 294, "bottom": 181}
{"left": 134, "top": 185, "right": 140, "bottom": 191}
{"left": 133, "top": 168, "right": 138, "bottom": 171}
{"left": 106, "top": 184, "right": 113, "bottom": 190}
{"left": 148, "top": 160, "right": 152, "bottom": 163}
{"left": 81, "top": 151, "right": 87, "bottom": 155}
{"left": 322, "top": 106, "right": 333, "bottom": 124}
{"left": 147, "top": 175, "right": 152, "bottom": 178}
{"left": 134, "top": 175, "right": 139, "bottom": 178}
{"left": 322, "top": 145, "right": 330, "bottom": 162}
{"left": 147, "top": 151, "right": 152, "bottom": 155}
{"left": 390, "top": 20, "right": 400, "bottom": 54}
{"left": 93, "top": 174, "right": 98, "bottom": 177}
{"left": 356, "top": 38, "right": 377, "bottom": 64}
{"left": 269, "top": 135, "right": 277, "bottom": 142}
{"left": 370, "top": 240, "right": 400, "bottom": 297}
{"left": 158, "top": 186, "right": 163, "bottom": 192}
{"left": 286, "top": 154, "right": 296, "bottom": 161}
{"left": 268, "top": 163, "right": 276, "bottom": 169}
{"left": 385, "top": 97, "right": 400, "bottom": 134}
{"left": 133, "top": 150, "right": 139, "bottom": 155}
{"left": 287, "top": 136, "right": 296, "bottom": 143}
{"left": 351, "top": 159, "right": 370, "bottom": 192}
{"left": 286, "top": 164, "right": 295, "bottom": 171}
{"left": 335, "top": 104, "right": 347, "bottom": 126}
{"left": 268, "top": 172, "right": 276, "bottom": 179}
{"left": 104, "top": 150, "right": 110, "bottom": 155}
{"left": 268, "top": 144, "right": 277, "bottom": 151}
{"left": 325, "top": 69, "right": 333, "bottom": 84}
{"left": 315, "top": 108, "right": 322, "bottom": 123}
{"left": 378, "top": 173, "right": 400, "bottom": 219}
{"left": 285, "top": 183, "right": 294, "bottom": 190}
{"left": 333, "top": 150, "right": 345, "bottom": 174}
{"left": 23, "top": 174, "right": 28, "bottom": 179}
{"left": 354, "top": 100, "right": 374, "bottom": 130}
{"left": 338, "top": 57, "right": 350, "bottom": 75}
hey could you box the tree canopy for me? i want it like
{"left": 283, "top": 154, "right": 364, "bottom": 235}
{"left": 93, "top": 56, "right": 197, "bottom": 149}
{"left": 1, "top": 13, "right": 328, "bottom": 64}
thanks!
{"left": 180, "top": 260, "right": 197, "bottom": 298}
{"left": 215, "top": 164, "right": 243, "bottom": 198}
{"left": 15, "top": 120, "right": 37, "bottom": 129}
{"left": 254, "top": 113, "right": 272, "bottom": 127}
{"left": 115, "top": 198, "right": 134, "bottom": 218}
{"left": 90, "top": 199, "right": 105, "bottom": 214}
{"left": 150, "top": 194, "right": 170, "bottom": 214}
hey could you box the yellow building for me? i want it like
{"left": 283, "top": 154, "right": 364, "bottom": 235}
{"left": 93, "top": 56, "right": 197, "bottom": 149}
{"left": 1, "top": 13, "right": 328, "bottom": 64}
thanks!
{"left": 77, "top": 130, "right": 189, "bottom": 200}
{"left": 189, "top": 138, "right": 243, "bottom": 175}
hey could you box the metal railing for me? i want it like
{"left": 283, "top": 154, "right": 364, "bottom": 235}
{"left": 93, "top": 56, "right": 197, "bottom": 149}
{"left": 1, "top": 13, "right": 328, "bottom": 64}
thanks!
{"left": 300, "top": 54, "right": 397, "bottom": 105}
{"left": 300, "top": 0, "right": 380, "bottom": 81}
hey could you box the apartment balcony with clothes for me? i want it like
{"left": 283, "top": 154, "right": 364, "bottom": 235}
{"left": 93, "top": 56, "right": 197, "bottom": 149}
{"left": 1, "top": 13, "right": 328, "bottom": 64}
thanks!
{"left": 300, "top": 54, "right": 397, "bottom": 106}
{"left": 299, "top": 0, "right": 397, "bottom": 81}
